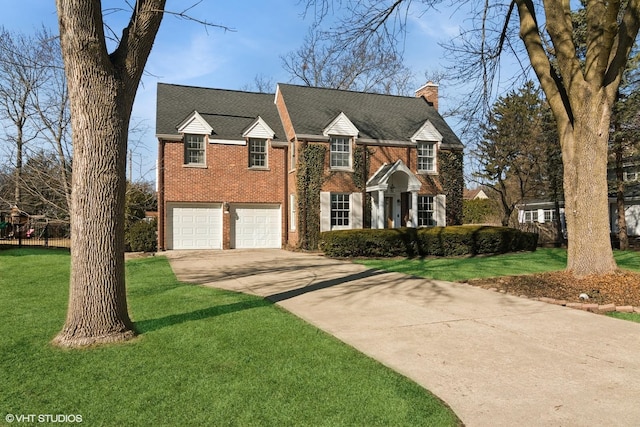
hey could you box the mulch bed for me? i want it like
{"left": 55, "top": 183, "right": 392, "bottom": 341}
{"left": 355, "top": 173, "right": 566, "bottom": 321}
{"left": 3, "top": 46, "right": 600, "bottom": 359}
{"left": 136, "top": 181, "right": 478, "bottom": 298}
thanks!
{"left": 464, "top": 270, "right": 640, "bottom": 308}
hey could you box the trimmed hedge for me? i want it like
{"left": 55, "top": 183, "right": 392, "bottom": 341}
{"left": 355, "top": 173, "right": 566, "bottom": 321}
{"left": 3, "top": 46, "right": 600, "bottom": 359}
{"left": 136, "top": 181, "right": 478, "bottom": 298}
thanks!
{"left": 318, "top": 225, "right": 538, "bottom": 258}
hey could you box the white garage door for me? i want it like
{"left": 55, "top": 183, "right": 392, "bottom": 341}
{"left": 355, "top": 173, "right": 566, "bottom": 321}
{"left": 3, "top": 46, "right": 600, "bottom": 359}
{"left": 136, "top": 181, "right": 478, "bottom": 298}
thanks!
{"left": 232, "top": 205, "right": 281, "bottom": 249}
{"left": 169, "top": 204, "right": 222, "bottom": 249}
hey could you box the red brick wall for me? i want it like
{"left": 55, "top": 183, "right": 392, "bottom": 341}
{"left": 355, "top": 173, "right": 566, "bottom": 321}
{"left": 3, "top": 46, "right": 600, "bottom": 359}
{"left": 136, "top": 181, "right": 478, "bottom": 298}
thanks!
{"left": 161, "top": 139, "right": 287, "bottom": 249}
{"left": 163, "top": 140, "right": 285, "bottom": 203}
{"left": 317, "top": 142, "right": 443, "bottom": 195}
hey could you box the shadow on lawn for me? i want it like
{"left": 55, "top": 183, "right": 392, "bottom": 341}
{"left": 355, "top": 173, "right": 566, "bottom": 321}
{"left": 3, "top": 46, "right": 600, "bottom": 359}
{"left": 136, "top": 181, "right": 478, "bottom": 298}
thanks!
{"left": 135, "top": 299, "right": 272, "bottom": 333}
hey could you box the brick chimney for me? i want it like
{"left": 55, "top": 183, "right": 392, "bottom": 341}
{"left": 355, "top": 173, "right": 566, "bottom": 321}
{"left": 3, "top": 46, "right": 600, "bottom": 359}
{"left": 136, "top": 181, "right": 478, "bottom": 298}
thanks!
{"left": 415, "top": 81, "right": 439, "bottom": 111}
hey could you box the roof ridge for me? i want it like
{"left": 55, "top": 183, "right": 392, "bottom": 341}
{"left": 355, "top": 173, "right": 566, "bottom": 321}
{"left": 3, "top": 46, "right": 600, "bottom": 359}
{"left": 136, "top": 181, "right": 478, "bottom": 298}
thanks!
{"left": 276, "top": 82, "right": 421, "bottom": 100}
{"left": 158, "top": 82, "right": 274, "bottom": 96}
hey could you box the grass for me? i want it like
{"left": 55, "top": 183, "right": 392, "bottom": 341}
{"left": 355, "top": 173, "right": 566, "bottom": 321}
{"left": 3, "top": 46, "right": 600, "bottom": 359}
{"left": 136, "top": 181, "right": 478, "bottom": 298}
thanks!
{"left": 607, "top": 312, "right": 640, "bottom": 322}
{"left": 0, "top": 248, "right": 460, "bottom": 427}
{"left": 355, "top": 247, "right": 640, "bottom": 282}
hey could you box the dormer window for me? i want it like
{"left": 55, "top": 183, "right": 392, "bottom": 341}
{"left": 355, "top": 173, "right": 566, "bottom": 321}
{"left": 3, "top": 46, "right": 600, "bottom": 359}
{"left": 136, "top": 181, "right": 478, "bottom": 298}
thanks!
{"left": 417, "top": 141, "right": 436, "bottom": 173}
{"left": 249, "top": 138, "right": 268, "bottom": 168}
{"left": 330, "top": 136, "right": 352, "bottom": 169}
{"left": 185, "top": 134, "right": 205, "bottom": 165}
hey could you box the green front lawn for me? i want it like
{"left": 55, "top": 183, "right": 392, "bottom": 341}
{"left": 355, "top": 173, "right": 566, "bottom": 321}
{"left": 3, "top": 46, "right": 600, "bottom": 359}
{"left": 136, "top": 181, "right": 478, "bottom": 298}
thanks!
{"left": 0, "top": 248, "right": 460, "bottom": 426}
{"left": 356, "top": 248, "right": 640, "bottom": 282}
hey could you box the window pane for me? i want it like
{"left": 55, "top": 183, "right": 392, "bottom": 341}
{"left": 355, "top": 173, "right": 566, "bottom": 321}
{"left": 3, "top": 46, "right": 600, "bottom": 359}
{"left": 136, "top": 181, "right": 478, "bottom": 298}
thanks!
{"left": 417, "top": 195, "right": 435, "bottom": 227}
{"left": 330, "top": 137, "right": 351, "bottom": 168}
{"left": 417, "top": 142, "right": 435, "bottom": 172}
{"left": 185, "top": 134, "right": 205, "bottom": 164}
{"left": 249, "top": 139, "right": 267, "bottom": 167}
{"left": 331, "top": 193, "right": 350, "bottom": 227}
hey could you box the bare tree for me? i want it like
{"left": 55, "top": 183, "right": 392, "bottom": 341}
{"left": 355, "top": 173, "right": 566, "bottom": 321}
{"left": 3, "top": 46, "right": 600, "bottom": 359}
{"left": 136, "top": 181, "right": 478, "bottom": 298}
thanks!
{"left": 305, "top": 0, "right": 640, "bottom": 277}
{"left": 281, "top": 28, "right": 414, "bottom": 95}
{"left": 31, "top": 27, "right": 72, "bottom": 216}
{"left": 0, "top": 27, "right": 49, "bottom": 207}
{"left": 52, "top": 1, "right": 229, "bottom": 348}
{"left": 52, "top": 0, "right": 166, "bottom": 348}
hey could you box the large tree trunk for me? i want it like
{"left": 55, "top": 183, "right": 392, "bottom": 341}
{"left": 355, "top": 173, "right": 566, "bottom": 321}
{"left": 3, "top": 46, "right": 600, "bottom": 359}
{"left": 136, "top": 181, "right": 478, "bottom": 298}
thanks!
{"left": 52, "top": 84, "right": 135, "bottom": 347}
{"left": 53, "top": 0, "right": 165, "bottom": 348}
{"left": 561, "top": 93, "right": 617, "bottom": 276}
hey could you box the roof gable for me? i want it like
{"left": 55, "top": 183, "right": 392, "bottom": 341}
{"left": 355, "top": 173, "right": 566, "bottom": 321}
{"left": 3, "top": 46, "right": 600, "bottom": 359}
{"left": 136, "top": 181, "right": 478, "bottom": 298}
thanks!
{"left": 243, "top": 116, "right": 276, "bottom": 139}
{"left": 323, "top": 112, "right": 359, "bottom": 137}
{"left": 177, "top": 111, "right": 213, "bottom": 135}
{"left": 366, "top": 159, "right": 422, "bottom": 192}
{"left": 410, "top": 120, "right": 442, "bottom": 143}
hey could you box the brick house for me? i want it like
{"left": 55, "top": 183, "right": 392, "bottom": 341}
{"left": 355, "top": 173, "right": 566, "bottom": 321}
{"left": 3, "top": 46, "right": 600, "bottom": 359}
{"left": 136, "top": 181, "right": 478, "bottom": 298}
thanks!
{"left": 156, "top": 82, "right": 464, "bottom": 250}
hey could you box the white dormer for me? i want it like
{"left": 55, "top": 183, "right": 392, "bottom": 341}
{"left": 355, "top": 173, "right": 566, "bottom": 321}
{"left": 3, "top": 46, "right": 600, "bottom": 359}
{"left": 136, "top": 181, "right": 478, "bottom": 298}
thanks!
{"left": 177, "top": 111, "right": 213, "bottom": 135}
{"left": 410, "top": 120, "right": 442, "bottom": 144}
{"left": 323, "top": 112, "right": 359, "bottom": 137}
{"left": 242, "top": 116, "right": 276, "bottom": 139}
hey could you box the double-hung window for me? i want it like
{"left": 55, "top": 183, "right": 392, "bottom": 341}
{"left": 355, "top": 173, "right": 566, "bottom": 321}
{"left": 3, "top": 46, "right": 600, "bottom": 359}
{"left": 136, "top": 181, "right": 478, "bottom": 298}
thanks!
{"left": 417, "top": 141, "right": 436, "bottom": 173}
{"left": 331, "top": 193, "right": 350, "bottom": 228}
{"left": 330, "top": 136, "right": 351, "bottom": 169}
{"left": 523, "top": 210, "right": 537, "bottom": 223}
{"left": 417, "top": 195, "right": 435, "bottom": 227}
{"left": 185, "top": 134, "right": 205, "bottom": 165}
{"left": 249, "top": 138, "right": 267, "bottom": 168}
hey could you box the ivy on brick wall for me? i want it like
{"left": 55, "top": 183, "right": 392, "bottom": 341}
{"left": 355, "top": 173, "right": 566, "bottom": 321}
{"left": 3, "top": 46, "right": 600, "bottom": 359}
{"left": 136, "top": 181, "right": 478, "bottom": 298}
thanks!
{"left": 352, "top": 146, "right": 372, "bottom": 190}
{"left": 297, "top": 143, "right": 326, "bottom": 250}
{"left": 439, "top": 150, "right": 464, "bottom": 225}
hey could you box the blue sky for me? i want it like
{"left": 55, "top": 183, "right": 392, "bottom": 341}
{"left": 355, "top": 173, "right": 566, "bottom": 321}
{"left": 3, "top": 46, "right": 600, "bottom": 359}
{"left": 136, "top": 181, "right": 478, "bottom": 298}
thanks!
{"left": 2, "top": 1, "right": 464, "bottom": 181}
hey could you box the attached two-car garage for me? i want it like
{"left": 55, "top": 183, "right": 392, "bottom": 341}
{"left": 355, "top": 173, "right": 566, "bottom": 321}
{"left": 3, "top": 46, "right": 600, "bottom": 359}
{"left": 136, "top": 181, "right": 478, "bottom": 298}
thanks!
{"left": 167, "top": 203, "right": 281, "bottom": 250}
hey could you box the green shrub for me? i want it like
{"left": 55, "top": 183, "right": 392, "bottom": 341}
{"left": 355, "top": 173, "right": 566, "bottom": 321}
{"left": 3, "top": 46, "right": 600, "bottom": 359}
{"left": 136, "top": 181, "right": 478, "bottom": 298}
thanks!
{"left": 125, "top": 219, "right": 157, "bottom": 252}
{"left": 319, "top": 226, "right": 538, "bottom": 258}
{"left": 463, "top": 198, "right": 499, "bottom": 224}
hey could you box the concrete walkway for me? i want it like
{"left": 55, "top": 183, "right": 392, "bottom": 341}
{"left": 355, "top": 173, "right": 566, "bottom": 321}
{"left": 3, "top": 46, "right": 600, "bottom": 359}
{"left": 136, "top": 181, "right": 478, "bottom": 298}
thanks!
{"left": 164, "top": 249, "right": 640, "bottom": 427}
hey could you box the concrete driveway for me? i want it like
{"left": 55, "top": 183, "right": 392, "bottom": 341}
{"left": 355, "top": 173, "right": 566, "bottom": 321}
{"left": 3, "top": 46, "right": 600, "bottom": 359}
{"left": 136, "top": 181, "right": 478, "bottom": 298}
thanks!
{"left": 165, "top": 249, "right": 640, "bottom": 427}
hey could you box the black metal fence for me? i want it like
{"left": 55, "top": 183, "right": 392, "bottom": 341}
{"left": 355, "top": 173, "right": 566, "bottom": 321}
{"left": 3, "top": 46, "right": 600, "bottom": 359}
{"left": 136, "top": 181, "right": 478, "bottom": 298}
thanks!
{"left": 0, "top": 220, "right": 71, "bottom": 248}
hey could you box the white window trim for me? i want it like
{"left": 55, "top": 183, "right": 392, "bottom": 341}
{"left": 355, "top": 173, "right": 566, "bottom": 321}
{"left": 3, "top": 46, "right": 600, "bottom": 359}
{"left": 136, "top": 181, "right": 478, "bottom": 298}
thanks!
{"left": 329, "top": 136, "right": 353, "bottom": 171}
{"left": 417, "top": 141, "right": 437, "bottom": 174}
{"left": 248, "top": 138, "right": 268, "bottom": 169}
{"left": 184, "top": 134, "right": 206, "bottom": 166}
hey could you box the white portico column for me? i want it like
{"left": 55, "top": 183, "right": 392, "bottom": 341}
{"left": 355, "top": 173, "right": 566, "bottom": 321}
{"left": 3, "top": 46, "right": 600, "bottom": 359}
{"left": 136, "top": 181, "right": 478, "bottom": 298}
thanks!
{"left": 411, "top": 191, "right": 418, "bottom": 227}
{"left": 377, "top": 190, "right": 385, "bottom": 229}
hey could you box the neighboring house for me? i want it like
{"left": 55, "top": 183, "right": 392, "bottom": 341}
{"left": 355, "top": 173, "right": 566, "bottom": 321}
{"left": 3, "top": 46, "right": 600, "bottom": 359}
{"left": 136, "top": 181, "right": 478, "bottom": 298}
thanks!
{"left": 517, "top": 184, "right": 640, "bottom": 237}
{"left": 156, "top": 82, "right": 464, "bottom": 250}
{"left": 608, "top": 159, "right": 640, "bottom": 236}
{"left": 517, "top": 200, "right": 566, "bottom": 229}
{"left": 463, "top": 187, "right": 489, "bottom": 200}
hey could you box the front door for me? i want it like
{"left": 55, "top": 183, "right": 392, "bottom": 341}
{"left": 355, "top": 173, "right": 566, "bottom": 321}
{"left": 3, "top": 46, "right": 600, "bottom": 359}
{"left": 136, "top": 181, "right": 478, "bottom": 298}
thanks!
{"left": 384, "top": 197, "right": 394, "bottom": 228}
{"left": 401, "top": 192, "right": 410, "bottom": 226}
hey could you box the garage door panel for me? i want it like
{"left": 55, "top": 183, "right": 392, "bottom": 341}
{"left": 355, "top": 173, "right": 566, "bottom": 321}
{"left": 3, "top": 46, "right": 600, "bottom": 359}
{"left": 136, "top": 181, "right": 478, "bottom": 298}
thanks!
{"left": 232, "top": 205, "right": 281, "bottom": 249}
{"left": 170, "top": 204, "right": 222, "bottom": 250}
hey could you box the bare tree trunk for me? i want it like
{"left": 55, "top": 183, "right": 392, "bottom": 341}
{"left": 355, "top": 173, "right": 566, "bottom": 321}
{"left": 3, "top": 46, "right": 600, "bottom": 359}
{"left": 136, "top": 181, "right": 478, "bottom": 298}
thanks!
{"left": 52, "top": 0, "right": 165, "bottom": 348}
{"left": 561, "top": 100, "right": 617, "bottom": 275}
{"left": 14, "top": 138, "right": 22, "bottom": 206}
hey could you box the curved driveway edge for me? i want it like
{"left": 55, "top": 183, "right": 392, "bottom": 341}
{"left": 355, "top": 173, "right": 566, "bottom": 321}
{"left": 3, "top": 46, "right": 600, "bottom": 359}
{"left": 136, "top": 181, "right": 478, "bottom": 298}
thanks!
{"left": 164, "top": 249, "right": 640, "bottom": 427}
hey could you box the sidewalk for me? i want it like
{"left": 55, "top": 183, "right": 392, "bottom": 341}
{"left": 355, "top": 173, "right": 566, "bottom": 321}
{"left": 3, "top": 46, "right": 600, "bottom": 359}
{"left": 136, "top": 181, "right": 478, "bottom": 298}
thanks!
{"left": 165, "top": 249, "right": 640, "bottom": 427}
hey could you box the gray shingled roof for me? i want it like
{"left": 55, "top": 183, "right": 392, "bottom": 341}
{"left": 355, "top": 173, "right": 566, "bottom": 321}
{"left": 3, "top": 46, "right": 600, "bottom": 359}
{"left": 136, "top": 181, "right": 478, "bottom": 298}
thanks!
{"left": 156, "top": 83, "right": 286, "bottom": 141}
{"left": 277, "top": 84, "right": 463, "bottom": 150}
